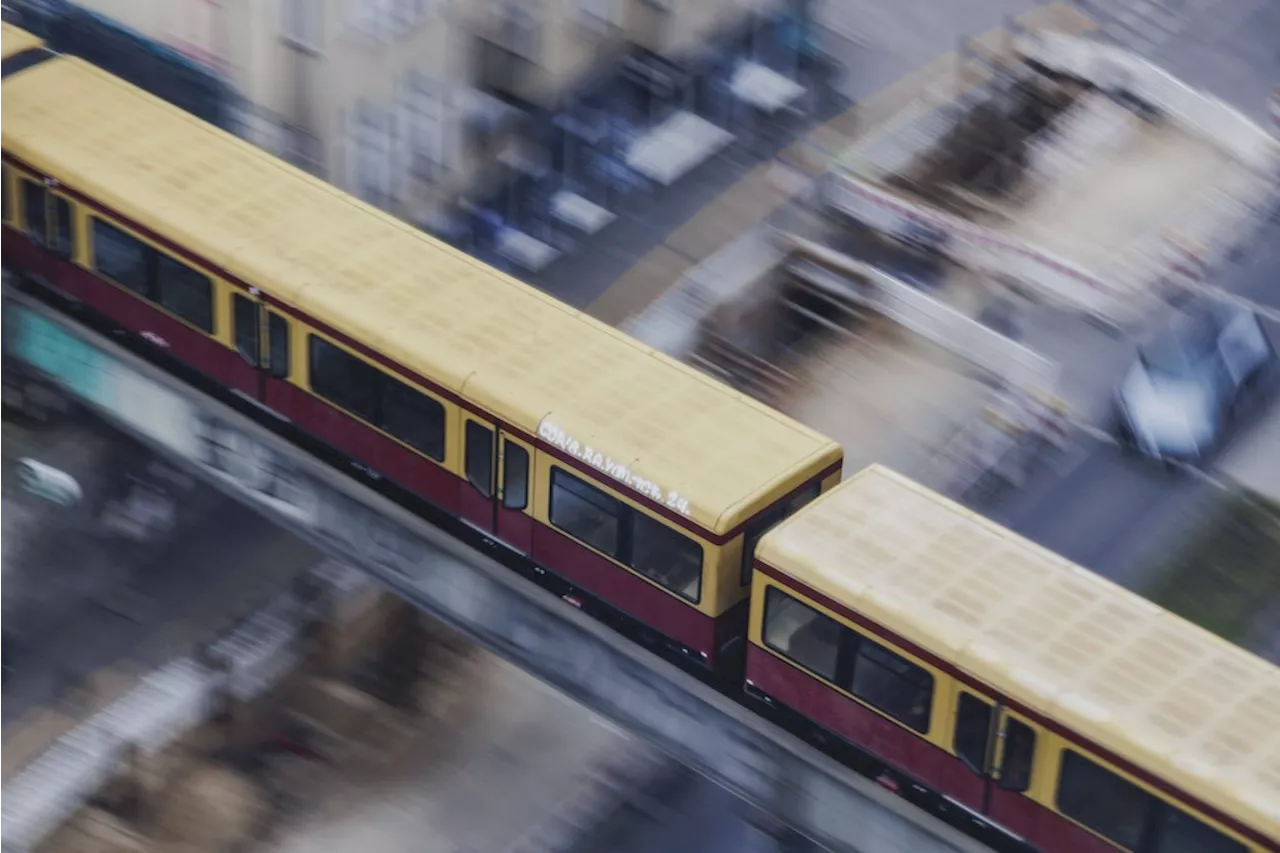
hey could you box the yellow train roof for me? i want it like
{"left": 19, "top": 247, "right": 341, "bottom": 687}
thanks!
{"left": 757, "top": 465, "right": 1280, "bottom": 842}
{"left": 1, "top": 57, "right": 841, "bottom": 534}
{"left": 1, "top": 22, "right": 44, "bottom": 60}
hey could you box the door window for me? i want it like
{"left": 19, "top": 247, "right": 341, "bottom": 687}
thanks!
{"left": 465, "top": 420, "right": 494, "bottom": 496}
{"left": 267, "top": 311, "right": 291, "bottom": 378}
{"left": 51, "top": 196, "right": 73, "bottom": 258}
{"left": 234, "top": 294, "right": 260, "bottom": 365}
{"left": 22, "top": 180, "right": 46, "bottom": 246}
{"left": 953, "top": 692, "right": 993, "bottom": 772}
{"left": 998, "top": 716, "right": 1036, "bottom": 793}
{"left": 502, "top": 441, "right": 529, "bottom": 510}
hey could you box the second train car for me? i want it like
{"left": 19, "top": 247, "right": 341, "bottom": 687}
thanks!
{"left": 749, "top": 465, "right": 1279, "bottom": 853}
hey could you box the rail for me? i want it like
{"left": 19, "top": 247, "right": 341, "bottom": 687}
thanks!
{"left": 1, "top": 290, "right": 997, "bottom": 853}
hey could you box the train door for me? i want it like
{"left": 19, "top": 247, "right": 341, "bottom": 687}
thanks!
{"left": 17, "top": 176, "right": 72, "bottom": 289}
{"left": 231, "top": 291, "right": 292, "bottom": 401}
{"left": 230, "top": 291, "right": 267, "bottom": 398}
{"left": 985, "top": 706, "right": 1041, "bottom": 840}
{"left": 460, "top": 413, "right": 497, "bottom": 533}
{"left": 459, "top": 415, "right": 535, "bottom": 553}
{"left": 495, "top": 431, "right": 534, "bottom": 553}
{"left": 949, "top": 688, "right": 999, "bottom": 812}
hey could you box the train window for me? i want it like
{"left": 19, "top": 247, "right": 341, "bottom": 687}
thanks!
{"left": 233, "top": 294, "right": 259, "bottom": 365}
{"left": 22, "top": 180, "right": 46, "bottom": 246}
{"left": 92, "top": 219, "right": 151, "bottom": 296}
{"left": 502, "top": 442, "right": 529, "bottom": 510}
{"left": 953, "top": 693, "right": 992, "bottom": 773}
{"left": 156, "top": 254, "right": 214, "bottom": 333}
{"left": 740, "top": 483, "right": 821, "bottom": 587}
{"left": 849, "top": 636, "right": 933, "bottom": 733}
{"left": 1057, "top": 750, "right": 1153, "bottom": 851}
{"left": 308, "top": 335, "right": 377, "bottom": 422}
{"left": 268, "top": 312, "right": 290, "bottom": 379}
{"left": 763, "top": 587, "right": 842, "bottom": 682}
{"left": 550, "top": 468, "right": 622, "bottom": 558}
{"left": 1152, "top": 805, "right": 1246, "bottom": 853}
{"left": 999, "top": 717, "right": 1036, "bottom": 793}
{"left": 631, "top": 513, "right": 703, "bottom": 603}
{"left": 51, "top": 197, "right": 73, "bottom": 258}
{"left": 382, "top": 377, "right": 445, "bottom": 461}
{"left": 465, "top": 421, "right": 494, "bottom": 496}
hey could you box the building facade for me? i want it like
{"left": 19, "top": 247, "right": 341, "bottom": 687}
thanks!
{"left": 51, "top": 0, "right": 778, "bottom": 231}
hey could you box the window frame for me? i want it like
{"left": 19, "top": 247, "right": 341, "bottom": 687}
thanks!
{"left": 379, "top": 374, "right": 447, "bottom": 462}
{"left": 547, "top": 466, "right": 705, "bottom": 601}
{"left": 548, "top": 466, "right": 625, "bottom": 560}
{"left": 50, "top": 195, "right": 73, "bottom": 259}
{"left": 761, "top": 585, "right": 844, "bottom": 683}
{"left": 953, "top": 692, "right": 994, "bottom": 774}
{"left": 22, "top": 178, "right": 47, "bottom": 246}
{"left": 233, "top": 293, "right": 260, "bottom": 365}
{"left": 91, "top": 216, "right": 153, "bottom": 297}
{"left": 465, "top": 420, "right": 495, "bottom": 496}
{"left": 847, "top": 634, "right": 935, "bottom": 734}
{"left": 1151, "top": 802, "right": 1246, "bottom": 853}
{"left": 154, "top": 252, "right": 215, "bottom": 334}
{"left": 1055, "top": 749, "right": 1154, "bottom": 851}
{"left": 998, "top": 715, "right": 1037, "bottom": 793}
{"left": 501, "top": 440, "right": 530, "bottom": 511}
{"left": 267, "top": 311, "right": 291, "bottom": 379}
{"left": 630, "top": 509, "right": 703, "bottom": 603}
{"left": 307, "top": 333, "right": 378, "bottom": 423}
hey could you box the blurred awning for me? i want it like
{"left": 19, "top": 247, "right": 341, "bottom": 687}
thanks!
{"left": 730, "top": 61, "right": 806, "bottom": 114}
{"left": 625, "top": 110, "right": 734, "bottom": 186}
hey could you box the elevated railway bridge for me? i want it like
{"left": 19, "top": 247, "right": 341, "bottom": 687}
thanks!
{"left": 0, "top": 288, "right": 999, "bottom": 853}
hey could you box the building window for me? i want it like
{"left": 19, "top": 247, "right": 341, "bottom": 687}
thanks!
{"left": 234, "top": 294, "right": 259, "bottom": 364}
{"left": 953, "top": 692, "right": 992, "bottom": 773}
{"left": 741, "top": 482, "right": 820, "bottom": 586}
{"left": 156, "top": 253, "right": 214, "bottom": 333}
{"left": 849, "top": 637, "right": 933, "bottom": 733}
{"left": 502, "top": 442, "right": 529, "bottom": 510}
{"left": 22, "top": 180, "right": 46, "bottom": 246}
{"left": 631, "top": 512, "right": 703, "bottom": 602}
{"left": 281, "top": 0, "right": 322, "bottom": 51}
{"left": 550, "top": 468, "right": 623, "bottom": 559}
{"left": 380, "top": 376, "right": 446, "bottom": 461}
{"left": 268, "top": 312, "right": 291, "bottom": 379}
{"left": 351, "top": 101, "right": 393, "bottom": 207}
{"left": 92, "top": 218, "right": 151, "bottom": 296}
{"left": 1057, "top": 750, "right": 1152, "bottom": 851}
{"left": 763, "top": 587, "right": 842, "bottom": 682}
{"left": 308, "top": 335, "right": 377, "bottom": 422}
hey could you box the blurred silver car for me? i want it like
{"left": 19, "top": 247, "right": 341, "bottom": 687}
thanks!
{"left": 1113, "top": 302, "right": 1277, "bottom": 462}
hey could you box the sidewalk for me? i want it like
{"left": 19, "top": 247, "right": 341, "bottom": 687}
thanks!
{"left": 584, "top": 1, "right": 1099, "bottom": 328}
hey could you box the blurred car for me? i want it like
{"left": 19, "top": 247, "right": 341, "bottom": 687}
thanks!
{"left": 1113, "top": 301, "right": 1277, "bottom": 462}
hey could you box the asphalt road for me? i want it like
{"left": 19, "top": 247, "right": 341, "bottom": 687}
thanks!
{"left": 1, "top": 407, "right": 319, "bottom": 727}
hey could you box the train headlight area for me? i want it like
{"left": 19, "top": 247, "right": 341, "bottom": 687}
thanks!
{"left": 2, "top": 23, "right": 1276, "bottom": 853}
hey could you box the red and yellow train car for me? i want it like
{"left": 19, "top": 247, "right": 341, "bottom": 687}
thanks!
{"left": 747, "top": 465, "right": 1278, "bottom": 853}
{"left": 1, "top": 37, "right": 842, "bottom": 673}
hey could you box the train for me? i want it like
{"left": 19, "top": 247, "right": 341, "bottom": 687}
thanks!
{"left": 3, "top": 24, "right": 1276, "bottom": 853}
